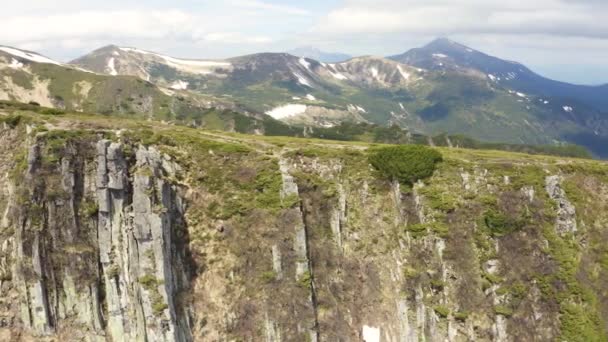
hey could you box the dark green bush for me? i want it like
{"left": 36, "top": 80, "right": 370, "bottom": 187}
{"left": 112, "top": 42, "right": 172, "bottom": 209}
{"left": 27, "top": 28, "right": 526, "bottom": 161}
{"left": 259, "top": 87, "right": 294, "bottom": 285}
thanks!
{"left": 0, "top": 115, "right": 22, "bottom": 128}
{"left": 483, "top": 209, "right": 526, "bottom": 237}
{"left": 368, "top": 145, "right": 442, "bottom": 185}
{"left": 40, "top": 108, "right": 65, "bottom": 115}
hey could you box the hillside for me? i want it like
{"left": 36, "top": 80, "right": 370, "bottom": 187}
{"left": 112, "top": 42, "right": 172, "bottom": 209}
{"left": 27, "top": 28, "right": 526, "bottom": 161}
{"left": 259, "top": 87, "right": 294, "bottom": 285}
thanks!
{"left": 70, "top": 42, "right": 608, "bottom": 157}
{"left": 0, "top": 46, "right": 312, "bottom": 136}
{"left": 390, "top": 38, "right": 608, "bottom": 110}
{"left": 0, "top": 106, "right": 608, "bottom": 341}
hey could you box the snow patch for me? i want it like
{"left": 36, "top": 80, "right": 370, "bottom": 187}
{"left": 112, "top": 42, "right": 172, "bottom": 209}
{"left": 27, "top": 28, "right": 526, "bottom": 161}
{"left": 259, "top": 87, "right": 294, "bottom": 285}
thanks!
{"left": 0, "top": 46, "right": 61, "bottom": 65}
{"left": 516, "top": 92, "right": 527, "bottom": 98}
{"left": 107, "top": 57, "right": 118, "bottom": 76}
{"left": 370, "top": 67, "right": 379, "bottom": 78}
{"left": 112, "top": 51, "right": 120, "bottom": 56}
{"left": 119, "top": 47, "right": 231, "bottom": 74}
{"left": 170, "top": 80, "right": 189, "bottom": 90}
{"left": 9, "top": 58, "right": 24, "bottom": 69}
{"left": 330, "top": 70, "right": 348, "bottom": 80}
{"left": 488, "top": 74, "right": 497, "bottom": 82}
{"left": 299, "top": 57, "right": 311, "bottom": 71}
{"left": 397, "top": 65, "right": 410, "bottom": 80}
{"left": 348, "top": 104, "right": 366, "bottom": 113}
{"left": 362, "top": 325, "right": 380, "bottom": 342}
{"left": 399, "top": 103, "right": 405, "bottom": 110}
{"left": 266, "top": 104, "right": 307, "bottom": 119}
{"left": 293, "top": 72, "right": 313, "bottom": 87}
{"left": 433, "top": 53, "right": 448, "bottom": 58}
{"left": 563, "top": 106, "right": 573, "bottom": 113}
{"left": 292, "top": 96, "right": 302, "bottom": 100}
{"left": 306, "top": 94, "right": 316, "bottom": 101}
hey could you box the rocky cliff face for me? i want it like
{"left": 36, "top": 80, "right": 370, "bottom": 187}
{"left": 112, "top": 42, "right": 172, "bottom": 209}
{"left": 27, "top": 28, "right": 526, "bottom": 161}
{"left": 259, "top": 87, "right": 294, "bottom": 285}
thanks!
{"left": 0, "top": 116, "right": 607, "bottom": 341}
{"left": 0, "top": 127, "right": 192, "bottom": 341}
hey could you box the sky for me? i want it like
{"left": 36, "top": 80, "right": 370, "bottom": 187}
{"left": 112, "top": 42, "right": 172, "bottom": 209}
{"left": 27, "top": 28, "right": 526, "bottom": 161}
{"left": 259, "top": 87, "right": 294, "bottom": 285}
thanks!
{"left": 1, "top": 0, "right": 607, "bottom": 85}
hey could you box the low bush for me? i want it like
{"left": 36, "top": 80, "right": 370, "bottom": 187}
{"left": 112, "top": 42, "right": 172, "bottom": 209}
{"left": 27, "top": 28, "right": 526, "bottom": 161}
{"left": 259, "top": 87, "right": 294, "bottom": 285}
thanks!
{"left": 483, "top": 209, "right": 526, "bottom": 237}
{"left": 0, "top": 115, "right": 22, "bottom": 128}
{"left": 368, "top": 145, "right": 442, "bottom": 186}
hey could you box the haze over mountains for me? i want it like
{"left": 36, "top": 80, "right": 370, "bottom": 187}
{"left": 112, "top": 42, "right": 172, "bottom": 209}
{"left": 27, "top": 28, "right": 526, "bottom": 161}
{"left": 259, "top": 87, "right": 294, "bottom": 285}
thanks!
{"left": 1, "top": 38, "right": 607, "bottom": 156}
{"left": 287, "top": 47, "right": 352, "bottom": 63}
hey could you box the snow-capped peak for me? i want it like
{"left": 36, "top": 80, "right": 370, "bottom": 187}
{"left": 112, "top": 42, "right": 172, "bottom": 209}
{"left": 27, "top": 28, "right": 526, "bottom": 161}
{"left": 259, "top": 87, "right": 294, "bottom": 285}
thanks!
{"left": 118, "top": 47, "right": 231, "bottom": 75}
{"left": 0, "top": 46, "right": 62, "bottom": 66}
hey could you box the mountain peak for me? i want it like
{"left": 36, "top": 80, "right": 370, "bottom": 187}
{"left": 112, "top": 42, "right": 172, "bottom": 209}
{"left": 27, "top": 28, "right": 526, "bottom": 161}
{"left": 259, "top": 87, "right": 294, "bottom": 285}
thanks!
{"left": 423, "top": 38, "right": 475, "bottom": 53}
{"left": 0, "top": 45, "right": 63, "bottom": 66}
{"left": 426, "top": 37, "right": 457, "bottom": 46}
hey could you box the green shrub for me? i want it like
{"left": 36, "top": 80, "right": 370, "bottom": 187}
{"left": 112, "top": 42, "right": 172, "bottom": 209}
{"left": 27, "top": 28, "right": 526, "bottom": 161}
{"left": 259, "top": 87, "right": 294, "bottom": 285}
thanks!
{"left": 430, "top": 279, "right": 445, "bottom": 291}
{"left": 434, "top": 305, "right": 450, "bottom": 318}
{"left": 298, "top": 271, "right": 313, "bottom": 289}
{"left": 405, "top": 222, "right": 449, "bottom": 239}
{"left": 0, "top": 115, "right": 22, "bottom": 128}
{"left": 454, "top": 311, "right": 469, "bottom": 322}
{"left": 494, "top": 305, "right": 513, "bottom": 317}
{"left": 260, "top": 271, "right": 277, "bottom": 283}
{"left": 81, "top": 201, "right": 99, "bottom": 217}
{"left": 152, "top": 298, "right": 169, "bottom": 316}
{"left": 559, "top": 303, "right": 606, "bottom": 341}
{"left": 405, "top": 223, "right": 428, "bottom": 238}
{"left": 40, "top": 108, "right": 65, "bottom": 115}
{"left": 368, "top": 145, "right": 442, "bottom": 186}
{"left": 138, "top": 274, "right": 158, "bottom": 290}
{"left": 483, "top": 209, "right": 526, "bottom": 237}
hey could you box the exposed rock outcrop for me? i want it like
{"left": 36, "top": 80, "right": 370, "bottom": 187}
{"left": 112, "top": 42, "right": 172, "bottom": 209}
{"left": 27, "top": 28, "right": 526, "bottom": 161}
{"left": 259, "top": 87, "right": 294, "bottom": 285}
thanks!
{"left": 1, "top": 136, "right": 192, "bottom": 341}
{"left": 545, "top": 175, "right": 577, "bottom": 235}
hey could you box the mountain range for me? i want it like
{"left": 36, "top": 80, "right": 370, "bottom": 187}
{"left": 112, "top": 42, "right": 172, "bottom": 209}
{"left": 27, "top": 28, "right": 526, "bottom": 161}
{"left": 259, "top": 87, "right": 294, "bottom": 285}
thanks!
{"left": 1, "top": 38, "right": 607, "bottom": 157}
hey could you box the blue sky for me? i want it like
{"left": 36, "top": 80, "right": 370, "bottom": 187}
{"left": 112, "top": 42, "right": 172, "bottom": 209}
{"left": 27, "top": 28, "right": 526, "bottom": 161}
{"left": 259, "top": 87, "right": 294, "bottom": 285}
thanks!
{"left": 2, "top": 0, "right": 608, "bottom": 85}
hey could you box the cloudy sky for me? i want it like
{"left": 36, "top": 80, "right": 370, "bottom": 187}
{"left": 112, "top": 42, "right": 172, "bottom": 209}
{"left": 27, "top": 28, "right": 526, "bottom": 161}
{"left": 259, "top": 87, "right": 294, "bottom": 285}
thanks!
{"left": 2, "top": 0, "right": 607, "bottom": 84}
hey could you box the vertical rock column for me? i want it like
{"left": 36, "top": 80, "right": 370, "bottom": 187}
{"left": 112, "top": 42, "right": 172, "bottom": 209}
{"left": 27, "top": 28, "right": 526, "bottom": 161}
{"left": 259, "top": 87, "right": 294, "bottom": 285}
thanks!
{"left": 13, "top": 143, "right": 53, "bottom": 336}
{"left": 131, "top": 145, "right": 190, "bottom": 342}
{"left": 545, "top": 175, "right": 577, "bottom": 235}
{"left": 96, "top": 140, "right": 132, "bottom": 340}
{"left": 278, "top": 157, "right": 318, "bottom": 342}
{"left": 97, "top": 141, "right": 191, "bottom": 342}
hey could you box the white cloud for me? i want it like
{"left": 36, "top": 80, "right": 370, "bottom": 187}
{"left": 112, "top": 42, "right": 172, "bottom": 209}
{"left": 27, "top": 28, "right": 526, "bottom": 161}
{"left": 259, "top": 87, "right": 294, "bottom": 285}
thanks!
{"left": 0, "top": 8, "right": 278, "bottom": 58}
{"left": 230, "top": 0, "right": 311, "bottom": 16}
{"left": 203, "top": 32, "right": 272, "bottom": 44}
{"left": 0, "top": 10, "right": 198, "bottom": 42}
{"left": 314, "top": 0, "right": 608, "bottom": 39}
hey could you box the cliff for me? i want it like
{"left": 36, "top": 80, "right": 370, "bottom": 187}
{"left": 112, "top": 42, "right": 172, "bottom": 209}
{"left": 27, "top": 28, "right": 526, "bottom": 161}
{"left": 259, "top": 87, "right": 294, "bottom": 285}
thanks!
{"left": 0, "top": 111, "right": 607, "bottom": 341}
